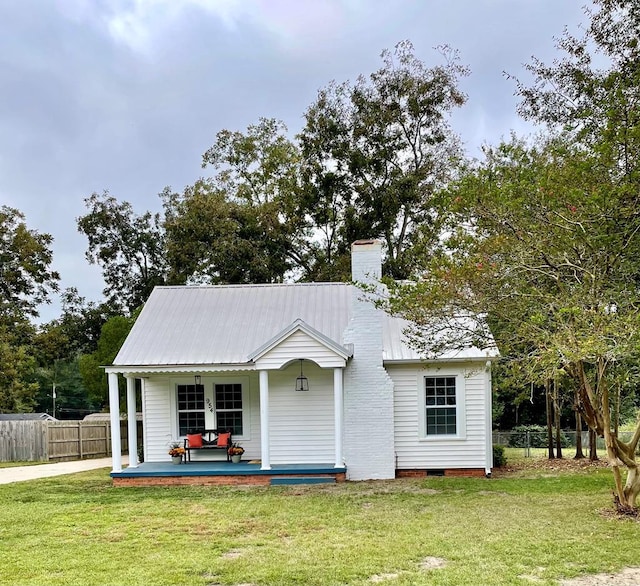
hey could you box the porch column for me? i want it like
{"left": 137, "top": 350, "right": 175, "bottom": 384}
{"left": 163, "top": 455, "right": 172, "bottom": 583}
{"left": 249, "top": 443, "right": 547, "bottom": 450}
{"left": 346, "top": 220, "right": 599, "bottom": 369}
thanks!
{"left": 108, "top": 372, "right": 122, "bottom": 473}
{"left": 334, "top": 367, "right": 344, "bottom": 468}
{"left": 126, "top": 376, "right": 139, "bottom": 468}
{"left": 259, "top": 370, "right": 271, "bottom": 470}
{"left": 485, "top": 361, "right": 493, "bottom": 476}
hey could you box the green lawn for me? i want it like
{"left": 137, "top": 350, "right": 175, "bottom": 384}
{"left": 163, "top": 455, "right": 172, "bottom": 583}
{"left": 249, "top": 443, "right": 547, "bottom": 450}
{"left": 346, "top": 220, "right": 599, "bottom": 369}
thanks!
{"left": 503, "top": 446, "right": 556, "bottom": 461}
{"left": 1, "top": 462, "right": 639, "bottom": 586}
{"left": 0, "top": 461, "right": 47, "bottom": 468}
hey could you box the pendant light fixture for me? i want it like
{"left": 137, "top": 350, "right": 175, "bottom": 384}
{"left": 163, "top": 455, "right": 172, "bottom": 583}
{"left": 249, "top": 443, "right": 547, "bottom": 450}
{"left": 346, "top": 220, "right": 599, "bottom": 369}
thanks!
{"left": 295, "top": 359, "right": 309, "bottom": 392}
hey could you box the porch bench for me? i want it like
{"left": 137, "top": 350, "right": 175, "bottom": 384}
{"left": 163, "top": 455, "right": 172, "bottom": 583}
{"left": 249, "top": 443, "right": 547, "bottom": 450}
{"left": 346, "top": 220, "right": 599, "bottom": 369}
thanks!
{"left": 184, "top": 429, "right": 232, "bottom": 462}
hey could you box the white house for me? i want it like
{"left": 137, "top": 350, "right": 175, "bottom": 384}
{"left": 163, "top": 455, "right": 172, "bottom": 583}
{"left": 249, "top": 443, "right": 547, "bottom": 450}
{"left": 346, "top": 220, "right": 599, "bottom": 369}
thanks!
{"left": 106, "top": 240, "right": 496, "bottom": 485}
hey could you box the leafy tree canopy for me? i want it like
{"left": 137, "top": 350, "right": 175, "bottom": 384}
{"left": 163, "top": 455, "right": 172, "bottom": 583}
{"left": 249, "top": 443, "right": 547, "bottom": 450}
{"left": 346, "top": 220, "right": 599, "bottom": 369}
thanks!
{"left": 77, "top": 191, "right": 167, "bottom": 313}
{"left": 0, "top": 206, "right": 59, "bottom": 323}
{"left": 299, "top": 40, "right": 468, "bottom": 280}
{"left": 164, "top": 118, "right": 309, "bottom": 285}
{"left": 387, "top": 0, "right": 640, "bottom": 510}
{"left": 0, "top": 206, "right": 58, "bottom": 412}
{"left": 387, "top": 134, "right": 640, "bottom": 505}
{"left": 78, "top": 313, "right": 137, "bottom": 408}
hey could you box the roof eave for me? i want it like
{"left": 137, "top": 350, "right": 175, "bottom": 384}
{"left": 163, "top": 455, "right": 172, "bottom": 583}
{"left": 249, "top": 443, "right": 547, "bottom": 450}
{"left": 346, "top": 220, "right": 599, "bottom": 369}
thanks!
{"left": 104, "top": 363, "right": 255, "bottom": 375}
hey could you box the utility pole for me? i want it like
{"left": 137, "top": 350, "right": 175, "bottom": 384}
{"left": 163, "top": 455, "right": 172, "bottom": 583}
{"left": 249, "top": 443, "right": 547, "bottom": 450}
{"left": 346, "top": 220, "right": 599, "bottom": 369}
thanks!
{"left": 52, "top": 384, "right": 57, "bottom": 419}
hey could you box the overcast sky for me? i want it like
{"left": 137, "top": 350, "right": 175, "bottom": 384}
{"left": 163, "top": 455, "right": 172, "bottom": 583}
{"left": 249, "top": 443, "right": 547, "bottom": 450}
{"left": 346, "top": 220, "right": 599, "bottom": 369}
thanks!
{"left": 0, "top": 0, "right": 590, "bottom": 323}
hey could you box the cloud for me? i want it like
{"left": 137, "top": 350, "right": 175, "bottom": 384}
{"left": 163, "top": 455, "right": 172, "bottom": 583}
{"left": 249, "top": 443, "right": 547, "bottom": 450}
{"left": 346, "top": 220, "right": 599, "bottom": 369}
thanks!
{"left": 0, "top": 0, "right": 591, "bottom": 322}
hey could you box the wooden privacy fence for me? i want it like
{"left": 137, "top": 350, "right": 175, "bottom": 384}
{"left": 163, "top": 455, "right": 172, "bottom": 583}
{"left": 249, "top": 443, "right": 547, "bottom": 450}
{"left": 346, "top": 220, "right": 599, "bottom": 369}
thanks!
{"left": 0, "top": 420, "right": 142, "bottom": 462}
{"left": 0, "top": 421, "right": 48, "bottom": 461}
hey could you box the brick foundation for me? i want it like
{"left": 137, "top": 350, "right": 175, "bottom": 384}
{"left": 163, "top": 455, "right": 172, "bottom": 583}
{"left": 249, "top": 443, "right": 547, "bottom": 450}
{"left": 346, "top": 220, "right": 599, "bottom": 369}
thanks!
{"left": 113, "top": 472, "right": 346, "bottom": 487}
{"left": 112, "top": 469, "right": 491, "bottom": 486}
{"left": 395, "top": 468, "right": 487, "bottom": 478}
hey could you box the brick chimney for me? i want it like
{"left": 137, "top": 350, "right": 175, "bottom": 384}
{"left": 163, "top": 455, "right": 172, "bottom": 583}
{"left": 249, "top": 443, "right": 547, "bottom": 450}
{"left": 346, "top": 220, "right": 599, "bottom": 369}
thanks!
{"left": 342, "top": 240, "right": 395, "bottom": 480}
{"left": 350, "top": 239, "right": 382, "bottom": 284}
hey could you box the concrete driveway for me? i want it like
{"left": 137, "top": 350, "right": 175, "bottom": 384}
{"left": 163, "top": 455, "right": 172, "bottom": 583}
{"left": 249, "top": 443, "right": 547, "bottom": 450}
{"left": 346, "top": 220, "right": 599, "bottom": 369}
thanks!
{"left": 0, "top": 456, "right": 128, "bottom": 485}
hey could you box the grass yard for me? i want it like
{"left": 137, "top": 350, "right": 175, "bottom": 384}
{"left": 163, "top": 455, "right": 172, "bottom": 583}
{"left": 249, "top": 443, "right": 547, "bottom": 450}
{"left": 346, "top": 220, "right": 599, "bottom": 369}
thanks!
{"left": 504, "top": 447, "right": 552, "bottom": 461}
{"left": 0, "top": 461, "right": 47, "bottom": 468}
{"left": 1, "top": 459, "right": 639, "bottom": 586}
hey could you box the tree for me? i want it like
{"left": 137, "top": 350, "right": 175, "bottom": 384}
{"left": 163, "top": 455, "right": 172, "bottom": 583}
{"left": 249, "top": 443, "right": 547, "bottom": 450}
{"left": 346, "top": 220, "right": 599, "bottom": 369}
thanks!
{"left": 52, "top": 288, "right": 117, "bottom": 355}
{"left": 299, "top": 41, "right": 468, "bottom": 279}
{"left": 0, "top": 206, "right": 59, "bottom": 322}
{"left": 385, "top": 136, "right": 640, "bottom": 508}
{"left": 163, "top": 178, "right": 297, "bottom": 285}
{"left": 0, "top": 206, "right": 59, "bottom": 412}
{"left": 0, "top": 329, "right": 38, "bottom": 413}
{"left": 512, "top": 0, "right": 640, "bottom": 180}
{"left": 163, "top": 119, "right": 310, "bottom": 285}
{"left": 78, "top": 313, "right": 137, "bottom": 408}
{"left": 33, "top": 358, "right": 98, "bottom": 418}
{"left": 31, "top": 289, "right": 114, "bottom": 417}
{"left": 512, "top": 0, "right": 640, "bottom": 507}
{"left": 198, "top": 118, "right": 309, "bottom": 282}
{"left": 77, "top": 192, "right": 167, "bottom": 313}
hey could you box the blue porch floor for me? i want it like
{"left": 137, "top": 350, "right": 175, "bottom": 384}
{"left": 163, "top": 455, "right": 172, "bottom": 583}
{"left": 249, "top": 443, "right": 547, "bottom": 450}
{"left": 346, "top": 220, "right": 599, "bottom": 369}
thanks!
{"left": 111, "top": 460, "right": 346, "bottom": 479}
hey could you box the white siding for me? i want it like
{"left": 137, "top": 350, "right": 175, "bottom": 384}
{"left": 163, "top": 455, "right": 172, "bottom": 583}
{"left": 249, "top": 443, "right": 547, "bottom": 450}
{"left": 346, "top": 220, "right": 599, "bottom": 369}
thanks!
{"left": 141, "top": 367, "right": 336, "bottom": 465}
{"left": 388, "top": 362, "right": 490, "bottom": 470}
{"left": 143, "top": 376, "right": 173, "bottom": 462}
{"left": 268, "top": 362, "right": 335, "bottom": 464}
{"left": 254, "top": 330, "right": 346, "bottom": 369}
{"left": 244, "top": 374, "right": 261, "bottom": 460}
{"left": 143, "top": 373, "right": 263, "bottom": 462}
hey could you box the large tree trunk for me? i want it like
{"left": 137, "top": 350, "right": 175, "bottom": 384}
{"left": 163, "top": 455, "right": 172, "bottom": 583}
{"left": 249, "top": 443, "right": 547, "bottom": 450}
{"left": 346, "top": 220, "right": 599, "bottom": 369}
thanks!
{"left": 589, "top": 428, "right": 598, "bottom": 461}
{"left": 598, "top": 366, "right": 639, "bottom": 509}
{"left": 603, "top": 428, "right": 626, "bottom": 505}
{"left": 546, "top": 380, "right": 555, "bottom": 459}
{"left": 553, "top": 378, "right": 563, "bottom": 459}
{"left": 623, "top": 466, "right": 640, "bottom": 509}
{"left": 574, "top": 409, "right": 584, "bottom": 459}
{"left": 570, "top": 360, "right": 639, "bottom": 510}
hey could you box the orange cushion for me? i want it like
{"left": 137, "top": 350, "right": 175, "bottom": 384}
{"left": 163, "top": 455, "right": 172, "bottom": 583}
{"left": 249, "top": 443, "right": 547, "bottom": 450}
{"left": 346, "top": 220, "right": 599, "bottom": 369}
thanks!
{"left": 217, "top": 432, "right": 230, "bottom": 447}
{"left": 187, "top": 433, "right": 203, "bottom": 448}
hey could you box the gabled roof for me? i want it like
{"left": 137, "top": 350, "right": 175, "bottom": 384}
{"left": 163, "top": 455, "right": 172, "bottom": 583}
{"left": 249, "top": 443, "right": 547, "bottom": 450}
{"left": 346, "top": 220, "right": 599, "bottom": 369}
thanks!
{"left": 248, "top": 318, "right": 352, "bottom": 362}
{"left": 112, "top": 282, "right": 495, "bottom": 369}
{"left": 113, "top": 283, "right": 352, "bottom": 367}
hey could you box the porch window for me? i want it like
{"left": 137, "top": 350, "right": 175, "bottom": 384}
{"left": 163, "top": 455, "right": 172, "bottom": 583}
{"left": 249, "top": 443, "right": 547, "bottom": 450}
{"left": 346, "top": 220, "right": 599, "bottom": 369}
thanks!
{"left": 177, "top": 383, "right": 205, "bottom": 436}
{"left": 425, "top": 376, "right": 457, "bottom": 435}
{"left": 214, "top": 383, "right": 243, "bottom": 435}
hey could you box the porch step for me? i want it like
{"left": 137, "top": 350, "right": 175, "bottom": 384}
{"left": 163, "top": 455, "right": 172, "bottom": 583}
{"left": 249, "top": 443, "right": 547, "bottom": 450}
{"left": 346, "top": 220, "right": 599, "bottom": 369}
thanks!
{"left": 270, "top": 476, "right": 336, "bottom": 486}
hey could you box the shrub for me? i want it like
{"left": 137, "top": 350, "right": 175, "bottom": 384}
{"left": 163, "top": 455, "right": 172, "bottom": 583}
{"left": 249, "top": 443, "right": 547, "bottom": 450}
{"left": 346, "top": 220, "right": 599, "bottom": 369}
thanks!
{"left": 493, "top": 444, "right": 506, "bottom": 467}
{"left": 508, "top": 424, "right": 570, "bottom": 448}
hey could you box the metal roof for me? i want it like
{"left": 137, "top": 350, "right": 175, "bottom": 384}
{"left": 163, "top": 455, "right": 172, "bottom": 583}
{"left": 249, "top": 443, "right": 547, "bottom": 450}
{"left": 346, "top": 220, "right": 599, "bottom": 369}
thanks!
{"left": 113, "top": 283, "right": 353, "bottom": 366}
{"left": 0, "top": 413, "right": 57, "bottom": 421}
{"left": 113, "top": 283, "right": 494, "bottom": 368}
{"left": 381, "top": 313, "right": 497, "bottom": 362}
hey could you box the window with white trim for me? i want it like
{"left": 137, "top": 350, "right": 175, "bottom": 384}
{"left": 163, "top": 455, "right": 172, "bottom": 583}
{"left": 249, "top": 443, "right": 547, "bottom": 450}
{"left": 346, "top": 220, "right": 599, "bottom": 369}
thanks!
{"left": 213, "top": 383, "right": 243, "bottom": 435}
{"left": 425, "top": 376, "right": 457, "bottom": 435}
{"left": 177, "top": 383, "right": 205, "bottom": 435}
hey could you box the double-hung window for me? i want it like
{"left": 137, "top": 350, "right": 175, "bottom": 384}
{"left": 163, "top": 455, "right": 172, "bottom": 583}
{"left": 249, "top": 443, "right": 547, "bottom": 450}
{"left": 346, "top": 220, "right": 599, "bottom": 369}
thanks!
{"left": 214, "top": 383, "right": 243, "bottom": 435}
{"left": 177, "top": 383, "right": 205, "bottom": 436}
{"left": 424, "top": 376, "right": 457, "bottom": 436}
{"left": 176, "top": 378, "right": 248, "bottom": 438}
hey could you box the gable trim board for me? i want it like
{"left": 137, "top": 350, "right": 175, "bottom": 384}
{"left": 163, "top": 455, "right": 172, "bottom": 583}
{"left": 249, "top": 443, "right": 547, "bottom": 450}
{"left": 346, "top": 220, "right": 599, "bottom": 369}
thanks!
{"left": 249, "top": 318, "right": 352, "bottom": 368}
{"left": 106, "top": 240, "right": 497, "bottom": 482}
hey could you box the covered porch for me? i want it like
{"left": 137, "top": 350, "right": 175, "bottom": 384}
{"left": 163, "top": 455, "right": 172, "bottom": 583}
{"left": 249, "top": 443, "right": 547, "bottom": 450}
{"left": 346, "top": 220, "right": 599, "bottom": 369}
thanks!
{"left": 105, "top": 318, "right": 353, "bottom": 483}
{"left": 111, "top": 460, "right": 346, "bottom": 487}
